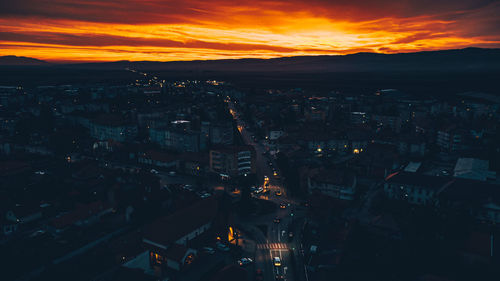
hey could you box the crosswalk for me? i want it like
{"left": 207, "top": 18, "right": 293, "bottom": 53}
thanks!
{"left": 257, "top": 243, "right": 288, "bottom": 250}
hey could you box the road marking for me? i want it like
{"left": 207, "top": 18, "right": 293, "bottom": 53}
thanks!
{"left": 256, "top": 243, "right": 288, "bottom": 249}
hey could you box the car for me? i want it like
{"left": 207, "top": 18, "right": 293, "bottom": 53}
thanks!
{"left": 237, "top": 257, "right": 253, "bottom": 266}
{"left": 200, "top": 192, "right": 211, "bottom": 198}
{"left": 275, "top": 190, "right": 282, "bottom": 196}
{"left": 275, "top": 275, "right": 285, "bottom": 280}
{"left": 273, "top": 257, "right": 281, "bottom": 267}
{"left": 168, "top": 171, "right": 176, "bottom": 176}
{"left": 216, "top": 242, "right": 230, "bottom": 252}
{"left": 273, "top": 217, "right": 281, "bottom": 223}
{"left": 150, "top": 169, "right": 159, "bottom": 174}
{"left": 254, "top": 186, "right": 264, "bottom": 194}
{"left": 29, "top": 229, "right": 45, "bottom": 238}
{"left": 202, "top": 247, "right": 215, "bottom": 254}
{"left": 279, "top": 203, "right": 286, "bottom": 209}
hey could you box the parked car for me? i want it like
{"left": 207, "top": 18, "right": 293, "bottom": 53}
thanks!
{"left": 216, "top": 242, "right": 230, "bottom": 252}
{"left": 150, "top": 169, "right": 159, "bottom": 174}
{"left": 197, "top": 191, "right": 211, "bottom": 198}
{"left": 237, "top": 257, "right": 253, "bottom": 266}
{"left": 202, "top": 247, "right": 215, "bottom": 254}
{"left": 279, "top": 203, "right": 286, "bottom": 209}
{"left": 29, "top": 230, "right": 45, "bottom": 238}
{"left": 273, "top": 217, "right": 281, "bottom": 223}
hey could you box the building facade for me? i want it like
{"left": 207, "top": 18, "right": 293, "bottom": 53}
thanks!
{"left": 209, "top": 145, "right": 256, "bottom": 177}
{"left": 307, "top": 169, "right": 357, "bottom": 200}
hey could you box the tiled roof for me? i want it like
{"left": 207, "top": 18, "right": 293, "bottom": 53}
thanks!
{"left": 143, "top": 198, "right": 218, "bottom": 248}
{"left": 385, "top": 172, "right": 451, "bottom": 190}
{"left": 310, "top": 169, "right": 355, "bottom": 186}
{"left": 93, "top": 114, "right": 131, "bottom": 127}
{"left": 0, "top": 161, "right": 31, "bottom": 177}
{"left": 179, "top": 152, "right": 209, "bottom": 164}
{"left": 51, "top": 201, "right": 112, "bottom": 229}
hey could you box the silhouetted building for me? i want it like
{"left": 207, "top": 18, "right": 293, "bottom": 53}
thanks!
{"left": 209, "top": 145, "right": 256, "bottom": 178}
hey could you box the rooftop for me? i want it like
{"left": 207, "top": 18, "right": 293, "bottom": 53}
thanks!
{"left": 309, "top": 169, "right": 355, "bottom": 186}
{"left": 143, "top": 198, "right": 218, "bottom": 248}
{"left": 93, "top": 114, "right": 132, "bottom": 127}
{"left": 385, "top": 171, "right": 452, "bottom": 190}
{"left": 140, "top": 150, "right": 178, "bottom": 163}
{"left": 454, "top": 158, "right": 496, "bottom": 181}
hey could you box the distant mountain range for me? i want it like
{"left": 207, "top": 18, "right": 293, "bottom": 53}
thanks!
{"left": 1, "top": 48, "right": 499, "bottom": 95}
{"left": 0, "top": 55, "right": 50, "bottom": 66}
{"left": 2, "top": 47, "right": 500, "bottom": 72}
{"left": 61, "top": 47, "right": 500, "bottom": 73}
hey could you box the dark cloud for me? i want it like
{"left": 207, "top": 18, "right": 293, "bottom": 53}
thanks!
{"left": 0, "top": 30, "right": 325, "bottom": 53}
{"left": 0, "top": 0, "right": 498, "bottom": 24}
{"left": 1, "top": 0, "right": 499, "bottom": 38}
{"left": 390, "top": 32, "right": 450, "bottom": 44}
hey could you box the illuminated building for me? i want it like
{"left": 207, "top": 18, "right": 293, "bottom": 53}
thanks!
{"left": 209, "top": 145, "right": 256, "bottom": 178}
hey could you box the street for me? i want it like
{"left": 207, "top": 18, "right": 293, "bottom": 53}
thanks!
{"left": 229, "top": 99, "right": 304, "bottom": 281}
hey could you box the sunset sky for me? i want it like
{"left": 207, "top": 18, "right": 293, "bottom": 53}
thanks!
{"left": 1, "top": 0, "right": 499, "bottom": 62}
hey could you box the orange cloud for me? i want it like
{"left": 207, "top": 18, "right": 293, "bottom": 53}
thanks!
{"left": 0, "top": 1, "right": 499, "bottom": 62}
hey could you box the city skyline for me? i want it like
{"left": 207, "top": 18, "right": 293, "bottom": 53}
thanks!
{"left": 1, "top": 0, "right": 500, "bottom": 62}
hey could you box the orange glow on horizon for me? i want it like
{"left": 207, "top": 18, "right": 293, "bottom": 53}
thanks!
{"left": 0, "top": 1, "right": 499, "bottom": 62}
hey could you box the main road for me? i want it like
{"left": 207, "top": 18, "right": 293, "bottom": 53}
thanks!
{"left": 228, "top": 99, "right": 304, "bottom": 281}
